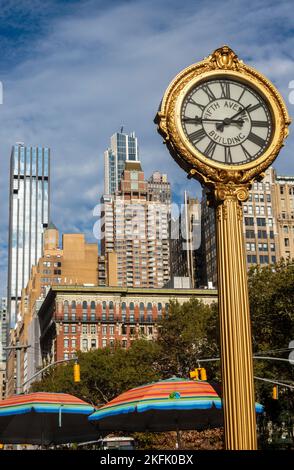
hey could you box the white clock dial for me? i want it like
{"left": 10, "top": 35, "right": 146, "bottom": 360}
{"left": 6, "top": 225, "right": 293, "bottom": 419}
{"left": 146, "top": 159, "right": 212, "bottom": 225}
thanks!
{"left": 181, "top": 78, "right": 273, "bottom": 165}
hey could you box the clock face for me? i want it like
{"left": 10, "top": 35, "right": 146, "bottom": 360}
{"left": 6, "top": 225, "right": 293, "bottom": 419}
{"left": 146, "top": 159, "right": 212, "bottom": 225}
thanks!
{"left": 181, "top": 78, "right": 273, "bottom": 165}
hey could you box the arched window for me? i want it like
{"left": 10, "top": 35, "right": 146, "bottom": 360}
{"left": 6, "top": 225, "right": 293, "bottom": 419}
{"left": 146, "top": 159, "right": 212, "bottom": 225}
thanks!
{"left": 157, "top": 303, "right": 162, "bottom": 321}
{"left": 129, "top": 302, "right": 135, "bottom": 323}
{"left": 64, "top": 301, "right": 69, "bottom": 321}
{"left": 82, "top": 301, "right": 88, "bottom": 321}
{"left": 71, "top": 301, "right": 76, "bottom": 321}
{"left": 109, "top": 301, "right": 114, "bottom": 321}
{"left": 165, "top": 303, "right": 169, "bottom": 318}
{"left": 90, "top": 301, "right": 96, "bottom": 321}
{"left": 139, "top": 302, "right": 145, "bottom": 322}
{"left": 147, "top": 303, "right": 153, "bottom": 323}
{"left": 102, "top": 301, "right": 107, "bottom": 321}
{"left": 122, "top": 302, "right": 126, "bottom": 322}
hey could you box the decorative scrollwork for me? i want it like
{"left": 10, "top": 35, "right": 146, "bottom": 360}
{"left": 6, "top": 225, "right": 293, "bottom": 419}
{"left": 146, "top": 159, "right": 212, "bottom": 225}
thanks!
{"left": 155, "top": 45, "right": 290, "bottom": 197}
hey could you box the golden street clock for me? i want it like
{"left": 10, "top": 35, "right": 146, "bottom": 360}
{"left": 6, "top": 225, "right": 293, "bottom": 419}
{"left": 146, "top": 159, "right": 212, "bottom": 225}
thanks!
{"left": 155, "top": 46, "right": 290, "bottom": 185}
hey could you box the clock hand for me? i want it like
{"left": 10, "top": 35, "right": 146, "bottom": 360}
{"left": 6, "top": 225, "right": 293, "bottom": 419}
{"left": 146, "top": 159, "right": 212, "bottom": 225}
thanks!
{"left": 183, "top": 116, "right": 245, "bottom": 124}
{"left": 216, "top": 105, "right": 250, "bottom": 131}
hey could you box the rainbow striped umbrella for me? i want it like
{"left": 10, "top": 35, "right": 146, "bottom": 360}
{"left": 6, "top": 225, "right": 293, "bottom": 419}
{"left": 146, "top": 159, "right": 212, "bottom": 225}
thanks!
{"left": 89, "top": 377, "right": 263, "bottom": 433}
{"left": 0, "top": 392, "right": 99, "bottom": 445}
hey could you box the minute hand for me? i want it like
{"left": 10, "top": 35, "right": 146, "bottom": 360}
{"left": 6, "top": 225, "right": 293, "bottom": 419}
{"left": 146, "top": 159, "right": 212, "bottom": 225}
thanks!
{"left": 216, "top": 104, "right": 251, "bottom": 131}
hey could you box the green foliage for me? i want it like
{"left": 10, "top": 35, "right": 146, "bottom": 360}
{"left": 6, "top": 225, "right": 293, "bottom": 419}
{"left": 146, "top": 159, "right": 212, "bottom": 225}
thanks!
{"left": 31, "top": 339, "right": 161, "bottom": 406}
{"left": 156, "top": 298, "right": 220, "bottom": 379}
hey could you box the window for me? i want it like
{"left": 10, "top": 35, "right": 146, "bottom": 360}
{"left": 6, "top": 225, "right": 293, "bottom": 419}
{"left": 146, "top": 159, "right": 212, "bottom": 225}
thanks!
{"left": 71, "top": 325, "right": 76, "bottom": 334}
{"left": 64, "top": 301, "right": 69, "bottom": 321}
{"left": 245, "top": 230, "right": 255, "bottom": 239}
{"left": 109, "top": 326, "right": 114, "bottom": 335}
{"left": 64, "top": 339, "right": 69, "bottom": 348}
{"left": 122, "top": 302, "right": 126, "bottom": 322}
{"left": 82, "top": 325, "right": 87, "bottom": 334}
{"left": 139, "top": 302, "right": 145, "bottom": 322}
{"left": 90, "top": 301, "right": 96, "bottom": 320}
{"left": 82, "top": 339, "right": 88, "bottom": 351}
{"left": 109, "top": 301, "right": 114, "bottom": 321}
{"left": 71, "top": 301, "right": 76, "bottom": 321}
{"left": 147, "top": 303, "right": 153, "bottom": 323}
{"left": 122, "top": 339, "right": 127, "bottom": 348}
{"left": 109, "top": 339, "right": 115, "bottom": 348}
{"left": 129, "top": 302, "right": 135, "bottom": 323}
{"left": 122, "top": 324, "right": 127, "bottom": 335}
{"left": 72, "top": 339, "right": 76, "bottom": 348}
{"left": 82, "top": 301, "right": 88, "bottom": 321}
{"left": 148, "top": 326, "right": 153, "bottom": 336}
{"left": 270, "top": 243, "right": 275, "bottom": 252}
{"left": 90, "top": 325, "right": 96, "bottom": 334}
{"left": 102, "top": 339, "right": 107, "bottom": 348}
{"left": 245, "top": 217, "right": 254, "bottom": 226}
{"left": 64, "top": 325, "right": 69, "bottom": 334}
{"left": 64, "top": 353, "right": 69, "bottom": 360}
{"left": 247, "top": 255, "right": 257, "bottom": 264}
{"left": 157, "top": 303, "right": 162, "bottom": 321}
{"left": 266, "top": 194, "right": 271, "bottom": 202}
{"left": 102, "top": 301, "right": 107, "bottom": 321}
{"left": 257, "top": 218, "right": 266, "bottom": 227}
{"left": 257, "top": 230, "right": 267, "bottom": 239}
{"left": 283, "top": 226, "right": 289, "bottom": 233}
{"left": 285, "top": 238, "right": 290, "bottom": 247}
{"left": 91, "top": 339, "right": 96, "bottom": 349}
{"left": 102, "top": 326, "right": 107, "bottom": 335}
{"left": 280, "top": 186, "right": 284, "bottom": 194}
{"left": 260, "top": 255, "right": 269, "bottom": 264}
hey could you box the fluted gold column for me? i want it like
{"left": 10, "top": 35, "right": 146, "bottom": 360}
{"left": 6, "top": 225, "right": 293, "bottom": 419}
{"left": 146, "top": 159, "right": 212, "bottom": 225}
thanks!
{"left": 214, "top": 184, "right": 257, "bottom": 450}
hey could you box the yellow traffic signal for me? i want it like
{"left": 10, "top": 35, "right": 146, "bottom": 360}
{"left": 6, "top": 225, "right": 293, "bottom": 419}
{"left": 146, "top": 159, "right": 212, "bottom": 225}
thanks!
{"left": 199, "top": 367, "right": 207, "bottom": 381}
{"left": 190, "top": 369, "right": 199, "bottom": 380}
{"left": 189, "top": 367, "right": 207, "bottom": 381}
{"left": 272, "top": 385, "right": 278, "bottom": 400}
{"left": 74, "top": 363, "right": 80, "bottom": 383}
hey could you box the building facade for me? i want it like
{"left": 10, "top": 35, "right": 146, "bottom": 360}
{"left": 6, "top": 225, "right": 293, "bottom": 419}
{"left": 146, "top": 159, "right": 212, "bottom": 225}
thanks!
{"left": 101, "top": 161, "right": 171, "bottom": 288}
{"left": 7, "top": 143, "right": 50, "bottom": 326}
{"left": 0, "top": 298, "right": 8, "bottom": 399}
{"left": 272, "top": 173, "right": 294, "bottom": 259}
{"left": 104, "top": 130, "right": 139, "bottom": 195}
{"left": 38, "top": 285, "right": 217, "bottom": 365}
{"left": 148, "top": 171, "right": 171, "bottom": 205}
{"left": 200, "top": 167, "right": 294, "bottom": 287}
{"left": 170, "top": 192, "right": 202, "bottom": 288}
{"left": 6, "top": 225, "right": 98, "bottom": 395}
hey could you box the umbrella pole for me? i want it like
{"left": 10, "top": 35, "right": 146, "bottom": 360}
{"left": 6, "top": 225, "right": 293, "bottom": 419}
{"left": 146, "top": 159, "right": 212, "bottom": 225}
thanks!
{"left": 176, "top": 428, "right": 181, "bottom": 450}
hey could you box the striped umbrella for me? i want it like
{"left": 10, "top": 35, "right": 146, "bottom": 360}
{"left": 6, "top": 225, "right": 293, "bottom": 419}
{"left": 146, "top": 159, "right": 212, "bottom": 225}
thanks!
{"left": 0, "top": 392, "right": 99, "bottom": 445}
{"left": 89, "top": 377, "right": 264, "bottom": 434}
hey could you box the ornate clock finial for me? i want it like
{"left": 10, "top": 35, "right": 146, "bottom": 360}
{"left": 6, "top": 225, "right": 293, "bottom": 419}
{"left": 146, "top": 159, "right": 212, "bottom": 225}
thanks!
{"left": 210, "top": 45, "right": 240, "bottom": 70}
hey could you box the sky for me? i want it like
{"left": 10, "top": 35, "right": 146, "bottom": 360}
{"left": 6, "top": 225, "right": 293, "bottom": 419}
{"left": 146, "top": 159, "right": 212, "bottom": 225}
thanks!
{"left": 0, "top": 0, "right": 294, "bottom": 296}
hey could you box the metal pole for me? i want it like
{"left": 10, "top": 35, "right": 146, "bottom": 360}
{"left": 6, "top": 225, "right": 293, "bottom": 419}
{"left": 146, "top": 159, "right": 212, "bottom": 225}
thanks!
{"left": 215, "top": 187, "right": 257, "bottom": 450}
{"left": 16, "top": 341, "right": 21, "bottom": 395}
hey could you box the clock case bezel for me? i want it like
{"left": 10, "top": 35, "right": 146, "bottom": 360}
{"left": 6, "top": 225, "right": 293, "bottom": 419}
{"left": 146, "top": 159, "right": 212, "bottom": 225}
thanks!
{"left": 155, "top": 46, "right": 290, "bottom": 186}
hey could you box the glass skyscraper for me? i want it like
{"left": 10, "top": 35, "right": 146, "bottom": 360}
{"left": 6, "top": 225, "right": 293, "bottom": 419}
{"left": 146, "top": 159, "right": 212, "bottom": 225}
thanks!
{"left": 7, "top": 144, "right": 50, "bottom": 326}
{"left": 104, "top": 130, "right": 138, "bottom": 194}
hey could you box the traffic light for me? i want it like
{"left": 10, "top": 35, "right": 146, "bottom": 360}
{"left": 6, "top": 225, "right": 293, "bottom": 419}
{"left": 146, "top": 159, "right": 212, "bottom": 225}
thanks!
{"left": 73, "top": 362, "right": 80, "bottom": 383}
{"left": 272, "top": 385, "right": 278, "bottom": 400}
{"left": 189, "top": 367, "right": 207, "bottom": 381}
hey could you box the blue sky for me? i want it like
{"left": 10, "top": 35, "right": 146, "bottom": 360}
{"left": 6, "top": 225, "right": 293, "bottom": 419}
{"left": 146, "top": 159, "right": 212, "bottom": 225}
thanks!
{"left": 0, "top": 0, "right": 294, "bottom": 296}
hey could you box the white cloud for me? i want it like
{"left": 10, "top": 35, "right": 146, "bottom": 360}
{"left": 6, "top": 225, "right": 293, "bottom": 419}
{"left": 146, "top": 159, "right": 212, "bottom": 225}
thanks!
{"left": 0, "top": 0, "right": 294, "bottom": 295}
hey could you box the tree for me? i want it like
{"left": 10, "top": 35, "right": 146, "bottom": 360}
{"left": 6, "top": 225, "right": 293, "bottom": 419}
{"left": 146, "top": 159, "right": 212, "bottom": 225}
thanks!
{"left": 31, "top": 339, "right": 161, "bottom": 406}
{"left": 156, "top": 298, "right": 219, "bottom": 379}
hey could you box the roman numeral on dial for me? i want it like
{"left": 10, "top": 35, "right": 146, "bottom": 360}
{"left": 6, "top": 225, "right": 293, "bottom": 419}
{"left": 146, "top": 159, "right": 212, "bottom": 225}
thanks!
{"left": 202, "top": 85, "right": 216, "bottom": 101}
{"left": 248, "top": 103, "right": 262, "bottom": 113}
{"left": 247, "top": 132, "right": 266, "bottom": 147}
{"left": 220, "top": 82, "right": 231, "bottom": 99}
{"left": 225, "top": 146, "right": 233, "bottom": 163}
{"left": 240, "top": 144, "right": 252, "bottom": 161}
{"left": 188, "top": 98, "right": 205, "bottom": 111}
{"left": 205, "top": 141, "right": 217, "bottom": 158}
{"left": 251, "top": 120, "right": 269, "bottom": 128}
{"left": 188, "top": 128, "right": 206, "bottom": 143}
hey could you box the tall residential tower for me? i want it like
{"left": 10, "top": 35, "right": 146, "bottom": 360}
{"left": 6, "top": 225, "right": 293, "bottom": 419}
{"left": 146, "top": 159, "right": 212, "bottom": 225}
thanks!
{"left": 104, "top": 130, "right": 138, "bottom": 195}
{"left": 7, "top": 143, "right": 50, "bottom": 325}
